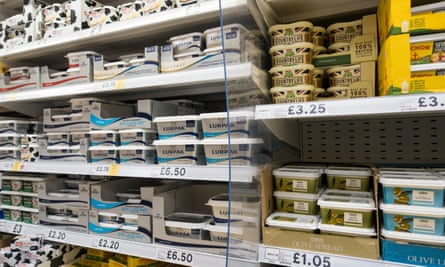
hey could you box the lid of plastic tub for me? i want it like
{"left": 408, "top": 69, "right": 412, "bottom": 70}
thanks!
{"left": 270, "top": 85, "right": 315, "bottom": 93}
{"left": 319, "top": 223, "right": 376, "bottom": 237}
{"left": 88, "top": 146, "right": 118, "bottom": 151}
{"left": 169, "top": 32, "right": 204, "bottom": 42}
{"left": 98, "top": 211, "right": 120, "bottom": 218}
{"left": 47, "top": 215, "right": 68, "bottom": 221}
{"left": 269, "top": 64, "right": 314, "bottom": 73}
{"left": 272, "top": 168, "right": 321, "bottom": 179}
{"left": 174, "top": 51, "right": 204, "bottom": 59}
{"left": 199, "top": 110, "right": 254, "bottom": 119}
{"left": 266, "top": 212, "right": 319, "bottom": 230}
{"left": 65, "top": 51, "right": 99, "bottom": 58}
{"left": 165, "top": 212, "right": 212, "bottom": 228}
{"left": 203, "top": 222, "right": 243, "bottom": 235}
{"left": 269, "top": 42, "right": 314, "bottom": 52}
{"left": 89, "top": 130, "right": 118, "bottom": 134}
{"left": 380, "top": 203, "right": 445, "bottom": 217}
{"left": 203, "top": 47, "right": 223, "bottom": 55}
{"left": 204, "top": 23, "right": 249, "bottom": 35}
{"left": 280, "top": 164, "right": 326, "bottom": 172}
{"left": 322, "top": 189, "right": 373, "bottom": 199}
{"left": 201, "top": 138, "right": 263, "bottom": 145}
{"left": 274, "top": 191, "right": 322, "bottom": 201}
{"left": 50, "top": 71, "right": 68, "bottom": 78}
{"left": 207, "top": 193, "right": 260, "bottom": 207}
{"left": 118, "top": 145, "right": 155, "bottom": 151}
{"left": 317, "top": 195, "right": 375, "bottom": 210}
{"left": 51, "top": 114, "right": 71, "bottom": 119}
{"left": 120, "top": 214, "right": 138, "bottom": 220}
{"left": 381, "top": 228, "right": 445, "bottom": 245}
{"left": 104, "top": 61, "right": 129, "bottom": 68}
{"left": 327, "top": 19, "right": 362, "bottom": 33}
{"left": 379, "top": 175, "right": 445, "bottom": 188}
{"left": 153, "top": 115, "right": 201, "bottom": 123}
{"left": 269, "top": 21, "right": 313, "bottom": 33}
{"left": 153, "top": 139, "right": 201, "bottom": 145}
{"left": 326, "top": 166, "right": 371, "bottom": 176}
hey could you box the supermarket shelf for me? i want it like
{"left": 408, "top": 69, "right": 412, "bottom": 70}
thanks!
{"left": 0, "top": 63, "right": 268, "bottom": 104}
{"left": 259, "top": 245, "right": 415, "bottom": 267}
{"left": 0, "top": 220, "right": 262, "bottom": 267}
{"left": 0, "top": 0, "right": 268, "bottom": 66}
{"left": 0, "top": 161, "right": 257, "bottom": 183}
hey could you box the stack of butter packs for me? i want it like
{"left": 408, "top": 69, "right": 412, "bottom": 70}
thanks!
{"left": 267, "top": 13, "right": 378, "bottom": 103}
{"left": 378, "top": 0, "right": 445, "bottom": 95}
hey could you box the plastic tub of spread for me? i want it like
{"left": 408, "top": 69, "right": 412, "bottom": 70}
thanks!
{"left": 269, "top": 21, "right": 313, "bottom": 46}
{"left": 327, "top": 86, "right": 349, "bottom": 98}
{"left": 118, "top": 145, "right": 156, "bottom": 164}
{"left": 10, "top": 195, "right": 23, "bottom": 207}
{"left": 88, "top": 6, "right": 119, "bottom": 27}
{"left": 328, "top": 42, "right": 351, "bottom": 54}
{"left": 153, "top": 139, "right": 203, "bottom": 165}
{"left": 318, "top": 195, "right": 375, "bottom": 228}
{"left": 206, "top": 193, "right": 260, "bottom": 223}
{"left": 119, "top": 53, "right": 145, "bottom": 62}
{"left": 269, "top": 43, "right": 314, "bottom": 66}
{"left": 271, "top": 85, "right": 314, "bottom": 104}
{"left": 48, "top": 189, "right": 80, "bottom": 199}
{"left": 98, "top": 212, "right": 122, "bottom": 225}
{"left": 141, "top": 0, "right": 175, "bottom": 14}
{"left": 326, "top": 166, "right": 372, "bottom": 191}
{"left": 120, "top": 214, "right": 139, "bottom": 226}
{"left": 9, "top": 67, "right": 31, "bottom": 82}
{"left": 42, "top": 4, "right": 66, "bottom": 24}
{"left": 46, "top": 132, "right": 70, "bottom": 146}
{"left": 169, "top": 32, "right": 203, "bottom": 55}
{"left": 273, "top": 168, "right": 322, "bottom": 193}
{"left": 69, "top": 97, "right": 103, "bottom": 113}
{"left": 175, "top": 0, "right": 199, "bottom": 7}
{"left": 312, "top": 68, "right": 324, "bottom": 88}
{"left": 65, "top": 51, "right": 99, "bottom": 69}
{"left": 22, "top": 196, "right": 39, "bottom": 209}
{"left": 380, "top": 175, "right": 445, "bottom": 207}
{"left": 70, "top": 132, "right": 90, "bottom": 146}
{"left": 47, "top": 207, "right": 72, "bottom": 216}
{"left": 10, "top": 179, "right": 23, "bottom": 191}
{"left": 0, "top": 134, "right": 20, "bottom": 147}
{"left": 381, "top": 203, "right": 445, "bottom": 236}
{"left": 204, "top": 24, "right": 249, "bottom": 50}
{"left": 327, "top": 19, "right": 362, "bottom": 44}
{"left": 117, "top": 1, "right": 143, "bottom": 21}
{"left": 104, "top": 61, "right": 129, "bottom": 71}
{"left": 327, "top": 64, "right": 361, "bottom": 87}
{"left": 204, "top": 223, "right": 243, "bottom": 242}
{"left": 274, "top": 191, "right": 321, "bottom": 215}
{"left": 89, "top": 146, "right": 119, "bottom": 163}
{"left": 312, "top": 26, "right": 327, "bottom": 47}
{"left": 0, "top": 147, "right": 20, "bottom": 161}
{"left": 266, "top": 212, "right": 319, "bottom": 232}
{"left": 202, "top": 138, "right": 265, "bottom": 166}
{"left": 22, "top": 211, "right": 39, "bottom": 224}
{"left": 116, "top": 188, "right": 141, "bottom": 202}
{"left": 118, "top": 129, "right": 157, "bottom": 146}
{"left": 154, "top": 115, "right": 201, "bottom": 140}
{"left": 200, "top": 110, "right": 256, "bottom": 139}
{"left": 313, "top": 46, "right": 328, "bottom": 56}
{"left": 165, "top": 212, "right": 212, "bottom": 240}
{"left": 270, "top": 64, "right": 314, "bottom": 87}
{"left": 1, "top": 195, "right": 11, "bottom": 205}
{"left": 89, "top": 130, "right": 119, "bottom": 146}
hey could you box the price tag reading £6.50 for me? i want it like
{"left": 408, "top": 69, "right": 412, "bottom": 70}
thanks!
{"left": 157, "top": 248, "right": 194, "bottom": 266}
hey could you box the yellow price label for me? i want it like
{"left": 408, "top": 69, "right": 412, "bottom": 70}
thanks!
{"left": 108, "top": 164, "right": 119, "bottom": 176}
{"left": 8, "top": 93, "right": 17, "bottom": 101}
{"left": 115, "top": 79, "right": 125, "bottom": 90}
{"left": 12, "top": 161, "right": 22, "bottom": 171}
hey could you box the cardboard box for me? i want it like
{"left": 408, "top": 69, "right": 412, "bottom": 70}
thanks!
{"left": 382, "top": 239, "right": 445, "bottom": 266}
{"left": 153, "top": 183, "right": 261, "bottom": 259}
{"left": 0, "top": 67, "right": 41, "bottom": 93}
{"left": 93, "top": 46, "right": 160, "bottom": 81}
{"left": 313, "top": 14, "right": 377, "bottom": 67}
{"left": 39, "top": 206, "right": 89, "bottom": 233}
{"left": 89, "top": 99, "right": 177, "bottom": 130}
{"left": 90, "top": 179, "right": 180, "bottom": 215}
{"left": 262, "top": 164, "right": 380, "bottom": 260}
{"left": 89, "top": 210, "right": 152, "bottom": 244}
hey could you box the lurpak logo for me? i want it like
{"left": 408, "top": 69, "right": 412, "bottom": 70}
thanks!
{"left": 211, "top": 149, "right": 238, "bottom": 155}
{"left": 209, "top": 122, "right": 235, "bottom": 129}
{"left": 163, "top": 126, "right": 185, "bottom": 131}
{"left": 162, "top": 149, "right": 184, "bottom": 154}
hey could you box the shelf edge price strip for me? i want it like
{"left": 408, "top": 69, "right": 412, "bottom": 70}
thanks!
{"left": 92, "top": 237, "right": 121, "bottom": 253}
{"left": 46, "top": 229, "right": 67, "bottom": 241}
{"left": 90, "top": 164, "right": 119, "bottom": 176}
{"left": 155, "top": 166, "right": 190, "bottom": 178}
{"left": 157, "top": 247, "right": 194, "bottom": 266}
{"left": 399, "top": 94, "right": 445, "bottom": 112}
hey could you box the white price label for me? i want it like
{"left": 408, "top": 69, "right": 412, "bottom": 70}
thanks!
{"left": 399, "top": 95, "right": 445, "bottom": 112}
{"left": 155, "top": 166, "right": 189, "bottom": 178}
{"left": 287, "top": 103, "right": 327, "bottom": 117}
{"left": 157, "top": 248, "right": 194, "bottom": 266}
{"left": 292, "top": 252, "right": 331, "bottom": 267}
{"left": 46, "top": 229, "right": 67, "bottom": 241}
{"left": 93, "top": 237, "right": 120, "bottom": 252}
{"left": 10, "top": 223, "right": 23, "bottom": 234}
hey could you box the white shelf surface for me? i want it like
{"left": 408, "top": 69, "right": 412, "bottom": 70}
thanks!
{"left": 259, "top": 245, "right": 416, "bottom": 267}
{"left": 0, "top": 161, "right": 257, "bottom": 182}
{"left": 0, "top": 63, "right": 267, "bottom": 103}
{"left": 255, "top": 93, "right": 445, "bottom": 120}
{"left": 0, "top": 220, "right": 261, "bottom": 267}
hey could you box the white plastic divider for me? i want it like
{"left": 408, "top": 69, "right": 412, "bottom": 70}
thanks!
{"left": 0, "top": 161, "right": 256, "bottom": 182}
{"left": 259, "top": 245, "right": 416, "bottom": 267}
{"left": 0, "top": 220, "right": 261, "bottom": 267}
{"left": 255, "top": 93, "right": 445, "bottom": 120}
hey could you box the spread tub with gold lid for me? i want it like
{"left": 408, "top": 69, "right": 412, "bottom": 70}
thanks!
{"left": 270, "top": 64, "right": 314, "bottom": 87}
{"left": 327, "top": 19, "right": 362, "bottom": 44}
{"left": 327, "top": 64, "right": 361, "bottom": 87}
{"left": 270, "top": 43, "right": 314, "bottom": 66}
{"left": 269, "top": 21, "right": 313, "bottom": 46}
{"left": 271, "top": 85, "right": 315, "bottom": 103}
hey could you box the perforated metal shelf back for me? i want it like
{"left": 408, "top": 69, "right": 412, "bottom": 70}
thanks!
{"left": 301, "top": 115, "right": 445, "bottom": 164}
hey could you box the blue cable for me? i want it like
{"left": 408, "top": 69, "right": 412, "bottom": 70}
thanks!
{"left": 217, "top": 0, "right": 233, "bottom": 266}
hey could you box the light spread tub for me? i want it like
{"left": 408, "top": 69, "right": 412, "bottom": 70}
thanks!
{"left": 0, "top": 134, "right": 20, "bottom": 147}
{"left": 118, "top": 145, "right": 156, "bottom": 164}
{"left": 327, "top": 19, "right": 362, "bottom": 44}
{"left": 326, "top": 166, "right": 372, "bottom": 191}
{"left": 9, "top": 67, "right": 31, "bottom": 82}
{"left": 266, "top": 211, "right": 319, "bottom": 232}
{"left": 46, "top": 132, "right": 70, "bottom": 146}
{"left": 152, "top": 139, "right": 203, "bottom": 165}
{"left": 269, "top": 43, "right": 314, "bottom": 67}
{"left": 154, "top": 115, "right": 201, "bottom": 139}
{"left": 273, "top": 168, "right": 322, "bottom": 193}
{"left": 381, "top": 203, "right": 445, "bottom": 236}
{"left": 117, "top": 1, "right": 143, "bottom": 21}
{"left": 204, "top": 223, "right": 243, "bottom": 242}
{"left": 88, "top": 6, "right": 119, "bottom": 27}
{"left": 65, "top": 51, "right": 99, "bottom": 70}
{"left": 274, "top": 191, "right": 321, "bottom": 215}
{"left": 318, "top": 195, "right": 375, "bottom": 229}
{"left": 270, "top": 64, "right": 314, "bottom": 87}
{"left": 322, "top": 189, "right": 373, "bottom": 199}
{"left": 271, "top": 85, "right": 314, "bottom": 104}
{"left": 165, "top": 212, "right": 212, "bottom": 240}
{"left": 269, "top": 21, "right": 313, "bottom": 46}
{"left": 203, "top": 24, "right": 249, "bottom": 50}
{"left": 312, "top": 26, "right": 327, "bottom": 47}
{"left": 89, "top": 130, "right": 119, "bottom": 146}
{"left": 70, "top": 132, "right": 90, "bottom": 146}
{"left": 42, "top": 4, "right": 66, "bottom": 24}
{"left": 0, "top": 120, "right": 35, "bottom": 134}
{"left": 206, "top": 193, "right": 260, "bottom": 223}
{"left": 141, "top": 0, "right": 175, "bottom": 14}
{"left": 169, "top": 32, "right": 203, "bottom": 55}
{"left": 0, "top": 147, "right": 20, "bottom": 161}
{"left": 380, "top": 175, "right": 445, "bottom": 207}
{"left": 200, "top": 111, "right": 255, "bottom": 139}
{"left": 118, "top": 129, "right": 157, "bottom": 146}
{"left": 88, "top": 146, "right": 119, "bottom": 163}
{"left": 120, "top": 214, "right": 139, "bottom": 226}
{"left": 327, "top": 64, "right": 361, "bottom": 87}
{"left": 202, "top": 138, "right": 264, "bottom": 165}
